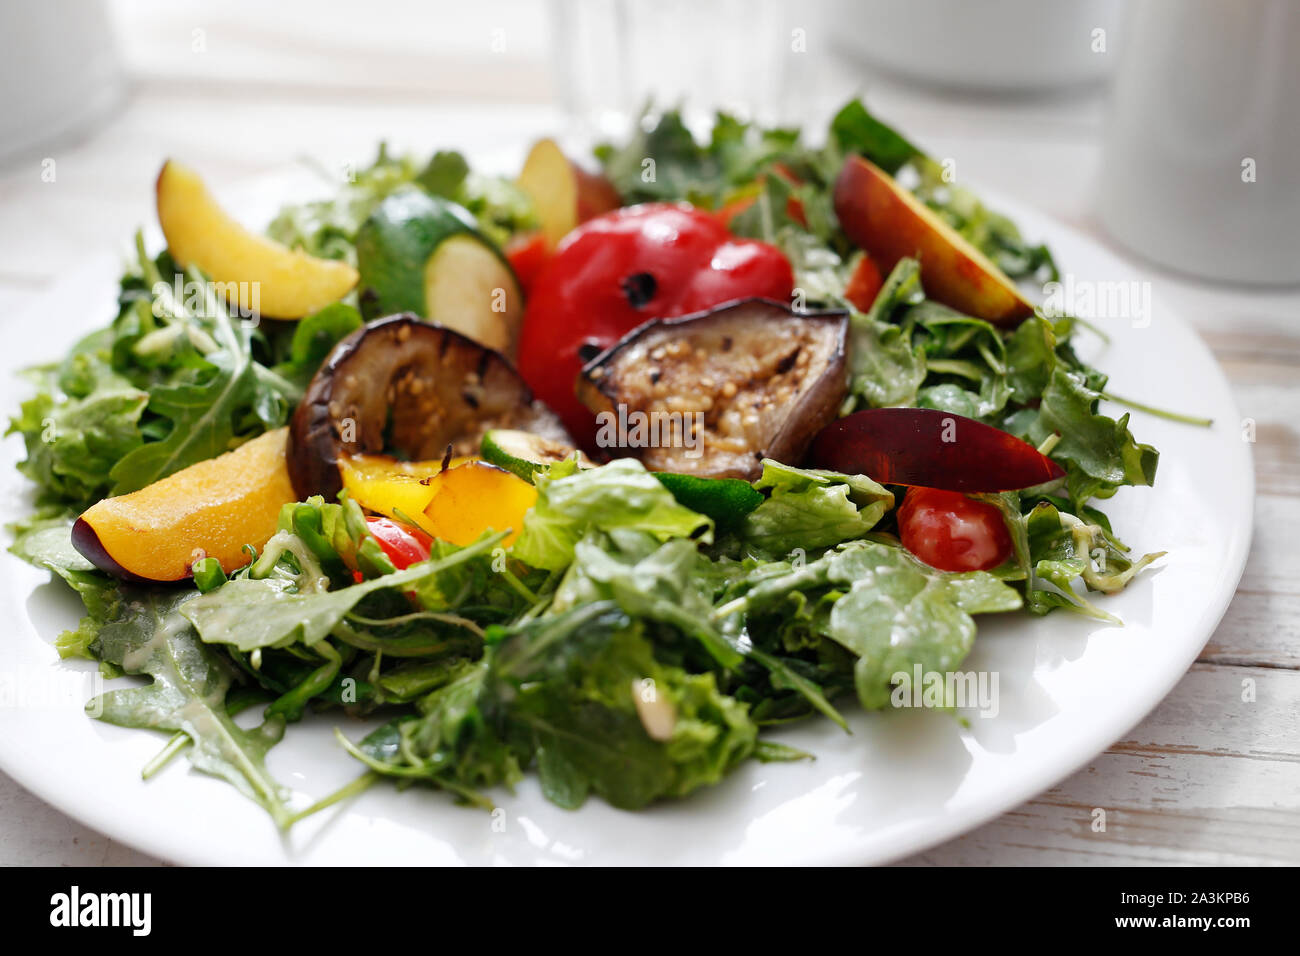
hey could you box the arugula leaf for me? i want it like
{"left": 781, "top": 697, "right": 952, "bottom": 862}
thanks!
{"left": 717, "top": 540, "right": 1019, "bottom": 711}
{"left": 344, "top": 659, "right": 522, "bottom": 806}
{"left": 1004, "top": 314, "right": 1057, "bottom": 404}
{"left": 1022, "top": 500, "right": 1164, "bottom": 619}
{"left": 86, "top": 588, "right": 291, "bottom": 823}
{"left": 506, "top": 622, "right": 756, "bottom": 809}
{"left": 596, "top": 109, "right": 719, "bottom": 204}
{"left": 1021, "top": 367, "right": 1159, "bottom": 505}
{"left": 108, "top": 268, "right": 264, "bottom": 494}
{"left": 828, "top": 99, "right": 921, "bottom": 174}
{"left": 709, "top": 113, "right": 802, "bottom": 186}
{"left": 554, "top": 531, "right": 742, "bottom": 668}
{"left": 11, "top": 525, "right": 297, "bottom": 825}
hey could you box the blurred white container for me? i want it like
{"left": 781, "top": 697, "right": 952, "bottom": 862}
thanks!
{"left": 0, "top": 0, "right": 124, "bottom": 166}
{"left": 548, "top": 0, "right": 789, "bottom": 138}
{"left": 828, "top": 0, "right": 1122, "bottom": 93}
{"left": 1096, "top": 0, "right": 1300, "bottom": 285}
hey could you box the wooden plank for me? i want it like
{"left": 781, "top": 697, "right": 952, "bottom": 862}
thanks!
{"left": 1203, "top": 330, "right": 1300, "bottom": 366}
{"left": 902, "top": 664, "right": 1300, "bottom": 865}
{"left": 897, "top": 800, "right": 1298, "bottom": 866}
{"left": 1237, "top": 495, "right": 1300, "bottom": 598}
{"left": 1200, "top": 590, "right": 1300, "bottom": 669}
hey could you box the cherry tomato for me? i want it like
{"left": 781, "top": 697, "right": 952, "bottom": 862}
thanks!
{"left": 365, "top": 516, "right": 432, "bottom": 570}
{"left": 844, "top": 254, "right": 884, "bottom": 312}
{"left": 897, "top": 488, "right": 1012, "bottom": 573}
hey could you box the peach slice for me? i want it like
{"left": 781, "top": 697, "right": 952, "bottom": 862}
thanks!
{"left": 156, "top": 160, "right": 359, "bottom": 319}
{"left": 833, "top": 155, "right": 1035, "bottom": 326}
{"left": 516, "top": 139, "right": 621, "bottom": 249}
{"left": 72, "top": 428, "right": 297, "bottom": 582}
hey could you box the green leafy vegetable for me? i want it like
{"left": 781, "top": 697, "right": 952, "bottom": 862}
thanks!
{"left": 738, "top": 460, "right": 893, "bottom": 557}
{"left": 1019, "top": 368, "right": 1159, "bottom": 506}
{"left": 7, "top": 336, "right": 148, "bottom": 508}
{"left": 4, "top": 96, "right": 1174, "bottom": 825}
{"left": 513, "top": 459, "right": 713, "bottom": 570}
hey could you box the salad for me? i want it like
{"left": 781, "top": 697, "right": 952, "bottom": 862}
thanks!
{"left": 8, "top": 99, "right": 1171, "bottom": 824}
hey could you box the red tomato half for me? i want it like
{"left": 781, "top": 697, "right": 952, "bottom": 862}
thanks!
{"left": 897, "top": 488, "right": 1012, "bottom": 573}
{"left": 365, "top": 516, "right": 433, "bottom": 570}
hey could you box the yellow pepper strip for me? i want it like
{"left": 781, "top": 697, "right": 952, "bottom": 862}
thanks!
{"left": 422, "top": 461, "right": 538, "bottom": 547}
{"left": 339, "top": 454, "right": 476, "bottom": 536}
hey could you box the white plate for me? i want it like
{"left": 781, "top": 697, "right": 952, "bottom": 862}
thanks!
{"left": 0, "top": 167, "right": 1253, "bottom": 866}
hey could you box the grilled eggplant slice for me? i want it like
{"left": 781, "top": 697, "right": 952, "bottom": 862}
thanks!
{"left": 289, "top": 313, "right": 570, "bottom": 499}
{"left": 577, "top": 298, "right": 848, "bottom": 480}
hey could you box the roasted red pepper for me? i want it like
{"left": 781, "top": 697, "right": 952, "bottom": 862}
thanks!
{"left": 504, "top": 232, "right": 550, "bottom": 297}
{"left": 516, "top": 202, "right": 795, "bottom": 442}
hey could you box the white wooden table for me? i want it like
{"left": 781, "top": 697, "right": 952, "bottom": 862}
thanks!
{"left": 0, "top": 0, "right": 1295, "bottom": 866}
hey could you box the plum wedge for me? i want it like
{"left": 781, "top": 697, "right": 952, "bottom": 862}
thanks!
{"left": 72, "top": 427, "right": 297, "bottom": 582}
{"left": 834, "top": 155, "right": 1036, "bottom": 326}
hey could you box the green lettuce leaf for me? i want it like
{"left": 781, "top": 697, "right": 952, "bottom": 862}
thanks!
{"left": 502, "top": 619, "right": 757, "bottom": 809}
{"left": 843, "top": 258, "right": 927, "bottom": 411}
{"left": 717, "top": 540, "right": 1020, "bottom": 711}
{"left": 512, "top": 459, "right": 713, "bottom": 571}
{"left": 182, "top": 532, "right": 504, "bottom": 652}
{"left": 7, "top": 337, "right": 148, "bottom": 508}
{"left": 739, "top": 460, "right": 893, "bottom": 557}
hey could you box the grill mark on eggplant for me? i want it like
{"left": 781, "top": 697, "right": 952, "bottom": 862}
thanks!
{"left": 574, "top": 298, "right": 848, "bottom": 480}
{"left": 287, "top": 313, "right": 571, "bottom": 499}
